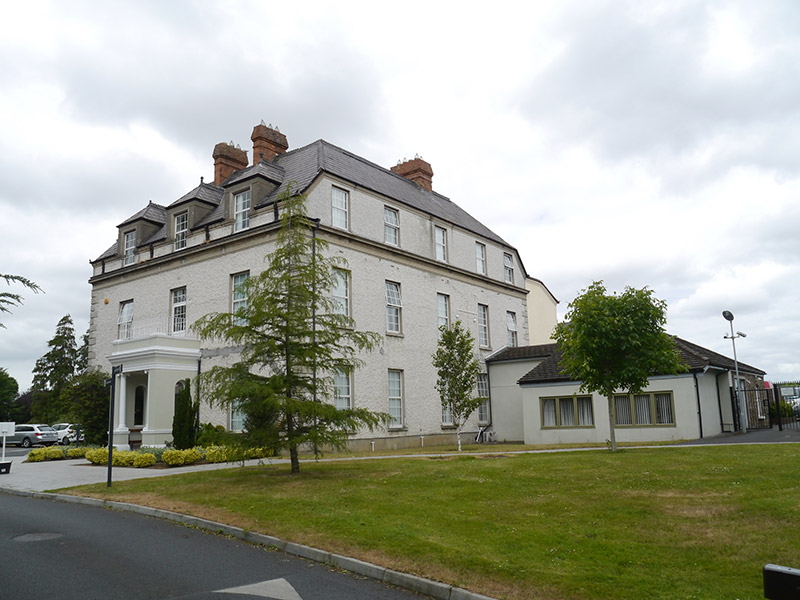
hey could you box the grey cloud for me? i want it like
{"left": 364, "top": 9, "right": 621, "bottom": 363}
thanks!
{"left": 518, "top": 2, "right": 800, "bottom": 188}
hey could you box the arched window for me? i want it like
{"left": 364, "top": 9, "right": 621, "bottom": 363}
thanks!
{"left": 134, "top": 385, "right": 145, "bottom": 426}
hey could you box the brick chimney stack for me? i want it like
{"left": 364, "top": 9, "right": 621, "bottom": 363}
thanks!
{"left": 391, "top": 156, "right": 434, "bottom": 191}
{"left": 212, "top": 143, "right": 248, "bottom": 185}
{"left": 251, "top": 123, "right": 289, "bottom": 164}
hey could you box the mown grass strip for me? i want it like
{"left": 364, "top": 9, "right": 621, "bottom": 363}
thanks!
{"left": 65, "top": 444, "right": 800, "bottom": 600}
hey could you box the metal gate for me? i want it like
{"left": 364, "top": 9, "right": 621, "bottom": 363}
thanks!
{"left": 772, "top": 382, "right": 800, "bottom": 432}
{"left": 738, "top": 387, "right": 772, "bottom": 430}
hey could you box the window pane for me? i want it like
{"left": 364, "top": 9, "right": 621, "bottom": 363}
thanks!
{"left": 577, "top": 397, "right": 594, "bottom": 426}
{"left": 231, "top": 402, "right": 245, "bottom": 431}
{"left": 655, "top": 393, "right": 674, "bottom": 424}
{"left": 435, "top": 227, "right": 447, "bottom": 261}
{"left": 386, "top": 282, "right": 401, "bottom": 333}
{"left": 560, "top": 398, "right": 575, "bottom": 426}
{"left": 437, "top": 294, "right": 449, "bottom": 330}
{"left": 478, "top": 304, "right": 489, "bottom": 346}
{"left": 332, "top": 270, "right": 349, "bottom": 316}
{"left": 235, "top": 190, "right": 251, "bottom": 231}
{"left": 388, "top": 370, "right": 402, "bottom": 428}
{"left": 542, "top": 398, "right": 557, "bottom": 427}
{"left": 175, "top": 213, "right": 188, "bottom": 249}
{"left": 634, "top": 394, "right": 652, "bottom": 425}
{"left": 332, "top": 188, "right": 348, "bottom": 229}
{"left": 476, "top": 243, "right": 486, "bottom": 274}
{"left": 615, "top": 395, "right": 633, "bottom": 425}
{"left": 442, "top": 404, "right": 453, "bottom": 425}
{"left": 334, "top": 369, "right": 351, "bottom": 410}
{"left": 384, "top": 207, "right": 399, "bottom": 245}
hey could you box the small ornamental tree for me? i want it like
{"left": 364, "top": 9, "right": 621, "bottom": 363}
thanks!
{"left": 171, "top": 379, "right": 197, "bottom": 449}
{"left": 553, "top": 281, "right": 687, "bottom": 451}
{"left": 194, "top": 186, "right": 382, "bottom": 473}
{"left": 432, "top": 320, "right": 484, "bottom": 451}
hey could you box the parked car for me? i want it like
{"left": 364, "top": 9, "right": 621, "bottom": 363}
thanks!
{"left": 51, "top": 423, "right": 83, "bottom": 445}
{"left": 9, "top": 424, "right": 59, "bottom": 448}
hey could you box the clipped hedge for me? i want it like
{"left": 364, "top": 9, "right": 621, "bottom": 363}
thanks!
{"left": 85, "top": 448, "right": 109, "bottom": 465}
{"left": 133, "top": 453, "right": 157, "bottom": 468}
{"left": 162, "top": 447, "right": 205, "bottom": 467}
{"left": 66, "top": 447, "right": 89, "bottom": 459}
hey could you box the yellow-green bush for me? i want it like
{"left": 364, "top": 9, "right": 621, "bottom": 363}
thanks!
{"left": 162, "top": 449, "right": 186, "bottom": 467}
{"left": 27, "top": 448, "right": 48, "bottom": 462}
{"left": 205, "top": 446, "right": 228, "bottom": 463}
{"left": 112, "top": 450, "right": 137, "bottom": 467}
{"left": 66, "top": 446, "right": 88, "bottom": 459}
{"left": 85, "top": 448, "right": 109, "bottom": 465}
{"left": 133, "top": 453, "right": 156, "bottom": 468}
{"left": 44, "top": 446, "right": 66, "bottom": 460}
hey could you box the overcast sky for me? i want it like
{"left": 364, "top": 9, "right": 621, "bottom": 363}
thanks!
{"left": 2, "top": 0, "right": 799, "bottom": 392}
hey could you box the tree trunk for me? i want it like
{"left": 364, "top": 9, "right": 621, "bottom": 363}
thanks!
{"left": 607, "top": 392, "right": 617, "bottom": 452}
{"left": 290, "top": 445, "right": 300, "bottom": 474}
{"left": 457, "top": 426, "right": 462, "bottom": 452}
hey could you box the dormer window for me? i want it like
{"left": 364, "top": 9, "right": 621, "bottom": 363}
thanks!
{"left": 174, "top": 212, "right": 188, "bottom": 250}
{"left": 234, "top": 190, "right": 251, "bottom": 232}
{"left": 123, "top": 231, "right": 136, "bottom": 266}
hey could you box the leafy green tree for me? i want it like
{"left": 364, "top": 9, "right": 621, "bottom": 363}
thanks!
{"left": 62, "top": 368, "right": 109, "bottom": 445}
{"left": 1, "top": 274, "right": 42, "bottom": 329}
{"left": 553, "top": 281, "right": 687, "bottom": 451}
{"left": 14, "top": 389, "right": 33, "bottom": 424}
{"left": 194, "top": 187, "right": 382, "bottom": 473}
{"left": 31, "top": 314, "right": 80, "bottom": 422}
{"left": 0, "top": 368, "right": 20, "bottom": 421}
{"left": 432, "top": 320, "right": 484, "bottom": 451}
{"left": 171, "top": 379, "right": 198, "bottom": 449}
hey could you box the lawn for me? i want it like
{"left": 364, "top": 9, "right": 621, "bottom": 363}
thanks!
{"left": 64, "top": 444, "right": 800, "bottom": 600}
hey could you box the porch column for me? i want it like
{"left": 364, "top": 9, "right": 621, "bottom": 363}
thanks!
{"left": 144, "top": 371, "right": 151, "bottom": 431}
{"left": 117, "top": 372, "right": 128, "bottom": 430}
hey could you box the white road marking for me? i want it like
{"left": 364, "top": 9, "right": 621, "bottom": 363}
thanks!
{"left": 215, "top": 578, "right": 304, "bottom": 599}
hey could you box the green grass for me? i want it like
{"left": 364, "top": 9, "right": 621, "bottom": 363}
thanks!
{"left": 64, "top": 444, "right": 800, "bottom": 600}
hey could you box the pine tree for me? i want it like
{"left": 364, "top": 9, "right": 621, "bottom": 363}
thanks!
{"left": 1, "top": 274, "right": 42, "bottom": 329}
{"left": 194, "top": 187, "right": 382, "bottom": 473}
{"left": 0, "top": 368, "right": 20, "bottom": 421}
{"left": 171, "top": 379, "right": 197, "bottom": 449}
{"left": 31, "top": 314, "right": 79, "bottom": 422}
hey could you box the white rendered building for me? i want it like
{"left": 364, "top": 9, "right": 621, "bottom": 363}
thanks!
{"left": 88, "top": 123, "right": 540, "bottom": 450}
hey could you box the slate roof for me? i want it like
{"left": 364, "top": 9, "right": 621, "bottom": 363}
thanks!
{"left": 117, "top": 201, "right": 167, "bottom": 228}
{"left": 254, "top": 140, "right": 511, "bottom": 247}
{"left": 486, "top": 337, "right": 766, "bottom": 386}
{"left": 167, "top": 182, "right": 224, "bottom": 209}
{"left": 98, "top": 137, "right": 515, "bottom": 262}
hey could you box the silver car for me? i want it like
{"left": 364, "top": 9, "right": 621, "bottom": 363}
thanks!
{"left": 9, "top": 424, "right": 59, "bottom": 448}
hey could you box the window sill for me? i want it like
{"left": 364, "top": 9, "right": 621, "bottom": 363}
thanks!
{"left": 385, "top": 331, "right": 404, "bottom": 338}
{"left": 387, "top": 426, "right": 407, "bottom": 432}
{"left": 614, "top": 423, "right": 676, "bottom": 428}
{"left": 440, "top": 424, "right": 457, "bottom": 430}
{"left": 541, "top": 425, "right": 596, "bottom": 430}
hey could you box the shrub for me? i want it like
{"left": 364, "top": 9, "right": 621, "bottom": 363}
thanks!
{"left": 112, "top": 450, "right": 137, "bottom": 467}
{"left": 85, "top": 447, "right": 109, "bottom": 465}
{"left": 205, "top": 446, "right": 228, "bottom": 463}
{"left": 183, "top": 447, "right": 203, "bottom": 465}
{"left": 162, "top": 449, "right": 186, "bottom": 467}
{"left": 133, "top": 453, "right": 157, "bottom": 468}
{"left": 27, "top": 448, "right": 48, "bottom": 462}
{"left": 139, "top": 446, "right": 166, "bottom": 463}
{"left": 197, "top": 423, "right": 231, "bottom": 447}
{"left": 66, "top": 446, "right": 88, "bottom": 459}
{"left": 44, "top": 446, "right": 66, "bottom": 460}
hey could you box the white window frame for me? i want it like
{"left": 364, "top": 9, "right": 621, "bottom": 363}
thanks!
{"left": 333, "top": 368, "right": 351, "bottom": 410}
{"left": 174, "top": 212, "right": 188, "bottom": 250}
{"left": 231, "top": 272, "right": 249, "bottom": 325}
{"left": 386, "top": 281, "right": 402, "bottom": 334}
{"left": 230, "top": 401, "right": 246, "bottom": 432}
{"left": 171, "top": 287, "right": 187, "bottom": 335}
{"left": 504, "top": 253, "right": 515, "bottom": 284}
{"left": 442, "top": 403, "right": 453, "bottom": 426}
{"left": 477, "top": 373, "right": 490, "bottom": 424}
{"left": 388, "top": 369, "right": 403, "bottom": 429}
{"left": 434, "top": 226, "right": 447, "bottom": 262}
{"left": 476, "top": 242, "right": 486, "bottom": 275}
{"left": 506, "top": 311, "right": 518, "bottom": 347}
{"left": 117, "top": 300, "right": 134, "bottom": 340}
{"left": 332, "top": 187, "right": 349, "bottom": 230}
{"left": 478, "top": 304, "right": 490, "bottom": 348}
{"left": 614, "top": 392, "right": 675, "bottom": 426}
{"left": 234, "top": 190, "right": 251, "bottom": 232}
{"left": 332, "top": 269, "right": 350, "bottom": 317}
{"left": 123, "top": 231, "right": 136, "bottom": 266}
{"left": 437, "top": 293, "right": 450, "bottom": 333}
{"left": 384, "top": 206, "right": 400, "bottom": 246}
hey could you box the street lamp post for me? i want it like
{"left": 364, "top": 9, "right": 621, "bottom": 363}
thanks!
{"left": 722, "top": 311, "right": 746, "bottom": 433}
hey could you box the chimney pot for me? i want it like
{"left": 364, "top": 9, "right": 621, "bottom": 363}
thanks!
{"left": 212, "top": 142, "right": 248, "bottom": 186}
{"left": 391, "top": 156, "right": 434, "bottom": 191}
{"left": 251, "top": 123, "right": 289, "bottom": 165}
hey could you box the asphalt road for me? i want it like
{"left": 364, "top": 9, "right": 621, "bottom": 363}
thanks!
{"left": 0, "top": 493, "right": 429, "bottom": 600}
